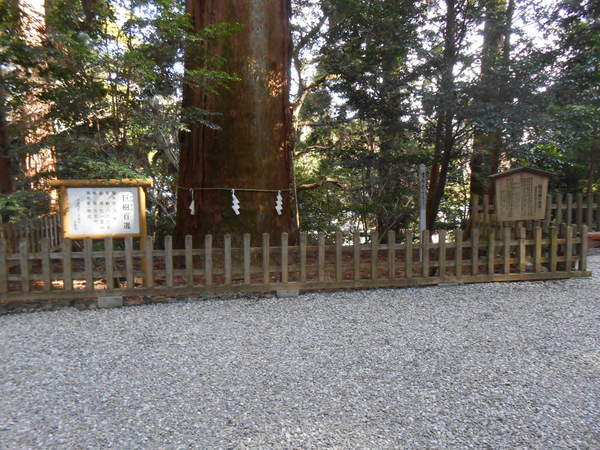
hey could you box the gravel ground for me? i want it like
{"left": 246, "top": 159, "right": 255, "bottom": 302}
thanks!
{"left": 1, "top": 258, "right": 599, "bottom": 449}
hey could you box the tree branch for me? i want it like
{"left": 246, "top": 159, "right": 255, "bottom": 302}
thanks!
{"left": 297, "top": 177, "right": 344, "bottom": 192}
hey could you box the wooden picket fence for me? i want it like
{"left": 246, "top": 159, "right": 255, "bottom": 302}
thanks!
{"left": 0, "top": 225, "right": 590, "bottom": 302}
{"left": 0, "top": 213, "right": 62, "bottom": 254}
{"left": 473, "top": 192, "right": 600, "bottom": 230}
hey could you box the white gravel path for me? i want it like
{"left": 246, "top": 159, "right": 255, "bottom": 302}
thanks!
{"left": 1, "top": 257, "right": 599, "bottom": 449}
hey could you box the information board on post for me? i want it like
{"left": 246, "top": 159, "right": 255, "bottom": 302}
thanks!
{"left": 50, "top": 179, "right": 152, "bottom": 239}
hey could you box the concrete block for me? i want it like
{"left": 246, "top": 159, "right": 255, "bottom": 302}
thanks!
{"left": 276, "top": 289, "right": 300, "bottom": 298}
{"left": 98, "top": 296, "right": 124, "bottom": 309}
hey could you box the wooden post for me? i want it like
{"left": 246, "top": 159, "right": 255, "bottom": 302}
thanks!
{"left": 41, "top": 238, "right": 51, "bottom": 291}
{"left": 335, "top": 231, "right": 343, "bottom": 282}
{"left": 565, "top": 226, "right": 573, "bottom": 273}
{"left": 471, "top": 228, "right": 479, "bottom": 276}
{"left": 371, "top": 231, "right": 379, "bottom": 280}
{"left": 0, "top": 239, "right": 7, "bottom": 295}
{"left": 19, "top": 239, "right": 29, "bottom": 293}
{"left": 405, "top": 231, "right": 413, "bottom": 279}
{"left": 455, "top": 228, "right": 463, "bottom": 277}
{"left": 566, "top": 193, "right": 573, "bottom": 225}
{"left": 124, "top": 237, "right": 133, "bottom": 289}
{"left": 353, "top": 232, "right": 360, "bottom": 280}
{"left": 164, "top": 235, "right": 173, "bottom": 287}
{"left": 185, "top": 235, "right": 193, "bottom": 286}
{"left": 318, "top": 232, "right": 325, "bottom": 282}
{"left": 586, "top": 194, "right": 593, "bottom": 227}
{"left": 576, "top": 193, "right": 583, "bottom": 227}
{"left": 205, "top": 234, "right": 213, "bottom": 286}
{"left": 281, "top": 232, "right": 288, "bottom": 284}
{"left": 224, "top": 234, "right": 232, "bottom": 285}
{"left": 421, "top": 230, "right": 430, "bottom": 278}
{"left": 534, "top": 226, "right": 542, "bottom": 273}
{"left": 388, "top": 230, "right": 396, "bottom": 281}
{"left": 299, "top": 232, "right": 307, "bottom": 282}
{"left": 487, "top": 229, "right": 495, "bottom": 275}
{"left": 262, "top": 233, "right": 270, "bottom": 284}
{"left": 556, "top": 194, "right": 563, "bottom": 225}
{"left": 579, "top": 225, "right": 588, "bottom": 272}
{"left": 84, "top": 237, "right": 94, "bottom": 291}
{"left": 518, "top": 227, "right": 526, "bottom": 273}
{"left": 549, "top": 226, "right": 558, "bottom": 273}
{"left": 144, "top": 236, "right": 153, "bottom": 288}
{"left": 64, "top": 238, "right": 73, "bottom": 291}
{"left": 439, "top": 230, "right": 446, "bottom": 279}
{"left": 243, "top": 233, "right": 251, "bottom": 284}
{"left": 483, "top": 194, "right": 490, "bottom": 225}
{"left": 503, "top": 227, "right": 511, "bottom": 274}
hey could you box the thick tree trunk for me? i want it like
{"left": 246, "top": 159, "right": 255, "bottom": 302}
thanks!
{"left": 0, "top": 87, "right": 12, "bottom": 195}
{"left": 469, "top": 0, "right": 513, "bottom": 204}
{"left": 175, "top": 0, "right": 297, "bottom": 246}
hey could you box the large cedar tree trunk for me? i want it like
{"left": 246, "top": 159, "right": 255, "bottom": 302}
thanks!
{"left": 175, "top": 0, "right": 298, "bottom": 246}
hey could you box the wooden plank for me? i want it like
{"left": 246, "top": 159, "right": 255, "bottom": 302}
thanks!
{"left": 185, "top": 235, "right": 194, "bottom": 286}
{"left": 318, "top": 232, "right": 325, "bottom": 282}
{"left": 471, "top": 228, "right": 479, "bottom": 276}
{"left": 455, "top": 229, "right": 463, "bottom": 277}
{"left": 518, "top": 227, "right": 526, "bottom": 273}
{"left": 224, "top": 234, "right": 232, "bottom": 285}
{"left": 483, "top": 194, "right": 490, "bottom": 224}
{"left": 243, "top": 233, "right": 251, "bottom": 284}
{"left": 576, "top": 193, "right": 583, "bottom": 227}
{"left": 0, "top": 239, "right": 7, "bottom": 294}
{"left": 299, "top": 232, "right": 307, "bottom": 282}
{"left": 421, "top": 230, "right": 430, "bottom": 278}
{"left": 549, "top": 226, "right": 558, "bottom": 273}
{"left": 534, "top": 226, "right": 542, "bottom": 273}
{"left": 353, "top": 232, "right": 360, "bottom": 280}
{"left": 335, "top": 231, "right": 343, "bottom": 282}
{"left": 281, "top": 232, "right": 288, "bottom": 284}
{"left": 503, "top": 227, "right": 511, "bottom": 274}
{"left": 388, "top": 230, "right": 395, "bottom": 280}
{"left": 556, "top": 193, "right": 563, "bottom": 225}
{"left": 438, "top": 230, "right": 446, "bottom": 279}
{"left": 205, "top": 234, "right": 213, "bottom": 286}
{"left": 487, "top": 229, "right": 495, "bottom": 275}
{"left": 565, "top": 225, "right": 573, "bottom": 273}
{"left": 41, "top": 238, "right": 51, "bottom": 291}
{"left": 405, "top": 231, "right": 413, "bottom": 279}
{"left": 124, "top": 237, "right": 133, "bottom": 289}
{"left": 579, "top": 225, "right": 588, "bottom": 272}
{"left": 50, "top": 178, "right": 153, "bottom": 187}
{"left": 586, "top": 194, "right": 593, "bottom": 227}
{"left": 262, "top": 233, "right": 270, "bottom": 284}
{"left": 371, "top": 231, "right": 379, "bottom": 280}
{"left": 64, "top": 238, "right": 73, "bottom": 290}
{"left": 144, "top": 236, "right": 154, "bottom": 288}
{"left": 164, "top": 235, "right": 173, "bottom": 287}
{"left": 566, "top": 193, "right": 573, "bottom": 225}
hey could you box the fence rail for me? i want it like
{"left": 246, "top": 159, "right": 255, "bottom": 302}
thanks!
{"left": 0, "top": 225, "right": 590, "bottom": 302}
{"left": 473, "top": 192, "right": 600, "bottom": 231}
{"left": 0, "top": 213, "right": 62, "bottom": 254}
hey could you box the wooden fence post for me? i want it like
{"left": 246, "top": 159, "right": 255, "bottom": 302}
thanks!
{"left": 41, "top": 238, "right": 51, "bottom": 291}
{"left": 185, "top": 235, "right": 193, "bottom": 286}
{"left": 205, "top": 234, "right": 213, "bottom": 286}
{"left": 281, "top": 232, "right": 288, "bottom": 284}
{"left": 224, "top": 234, "right": 232, "bottom": 285}
{"left": 518, "top": 227, "right": 526, "bottom": 273}
{"left": 556, "top": 194, "right": 563, "bottom": 225}
{"left": 144, "top": 236, "right": 154, "bottom": 288}
{"left": 262, "top": 233, "right": 270, "bottom": 284}
{"left": 164, "top": 235, "right": 173, "bottom": 287}
{"left": 19, "top": 239, "right": 29, "bottom": 293}
{"left": 503, "top": 227, "right": 511, "bottom": 275}
{"left": 300, "top": 232, "right": 307, "bottom": 282}
{"left": 534, "top": 226, "right": 542, "bottom": 273}
{"left": 318, "top": 233, "right": 325, "bottom": 282}
{"left": 0, "top": 239, "right": 7, "bottom": 294}
{"left": 549, "top": 226, "right": 558, "bottom": 273}
{"left": 84, "top": 238, "right": 94, "bottom": 291}
{"left": 243, "top": 233, "right": 251, "bottom": 284}
{"left": 565, "top": 226, "right": 573, "bottom": 273}
{"left": 576, "top": 193, "right": 583, "bottom": 227}
{"left": 388, "top": 230, "right": 396, "bottom": 281}
{"left": 371, "top": 231, "right": 379, "bottom": 280}
{"left": 439, "top": 230, "right": 446, "bottom": 279}
{"left": 335, "top": 231, "right": 343, "bottom": 282}
{"left": 455, "top": 228, "right": 463, "bottom": 278}
{"left": 471, "top": 228, "right": 479, "bottom": 276}
{"left": 566, "top": 193, "right": 573, "bottom": 225}
{"left": 586, "top": 194, "right": 593, "bottom": 227}
{"left": 544, "top": 194, "right": 552, "bottom": 231}
{"left": 580, "top": 225, "right": 588, "bottom": 272}
{"left": 124, "top": 237, "right": 133, "bottom": 289}
{"left": 64, "top": 238, "right": 73, "bottom": 291}
{"left": 405, "top": 231, "right": 413, "bottom": 279}
{"left": 421, "top": 230, "right": 430, "bottom": 278}
{"left": 487, "top": 229, "right": 495, "bottom": 276}
{"left": 353, "top": 232, "right": 360, "bottom": 280}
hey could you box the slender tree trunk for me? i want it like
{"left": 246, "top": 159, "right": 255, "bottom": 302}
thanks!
{"left": 426, "top": 0, "right": 457, "bottom": 231}
{"left": 175, "top": 0, "right": 297, "bottom": 246}
{"left": 0, "top": 86, "right": 12, "bottom": 195}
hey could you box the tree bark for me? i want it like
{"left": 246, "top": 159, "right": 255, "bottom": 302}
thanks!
{"left": 0, "top": 86, "right": 12, "bottom": 195}
{"left": 175, "top": 0, "right": 297, "bottom": 246}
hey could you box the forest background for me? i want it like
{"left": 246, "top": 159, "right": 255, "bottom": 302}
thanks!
{"left": 0, "top": 0, "right": 598, "bottom": 241}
